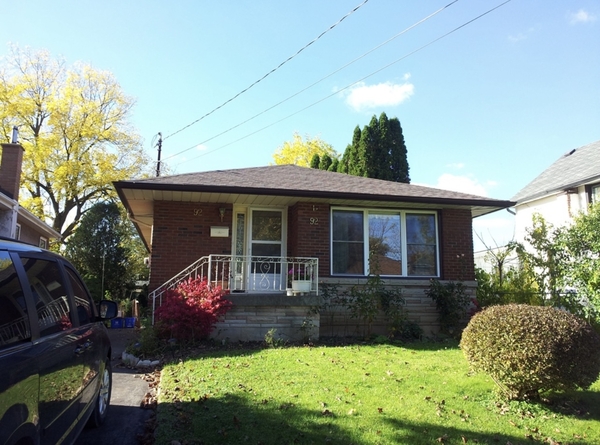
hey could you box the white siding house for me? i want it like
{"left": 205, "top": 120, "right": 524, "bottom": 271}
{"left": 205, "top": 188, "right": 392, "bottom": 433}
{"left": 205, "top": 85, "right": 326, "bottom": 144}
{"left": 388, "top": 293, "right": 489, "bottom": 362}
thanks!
{"left": 512, "top": 140, "right": 600, "bottom": 242}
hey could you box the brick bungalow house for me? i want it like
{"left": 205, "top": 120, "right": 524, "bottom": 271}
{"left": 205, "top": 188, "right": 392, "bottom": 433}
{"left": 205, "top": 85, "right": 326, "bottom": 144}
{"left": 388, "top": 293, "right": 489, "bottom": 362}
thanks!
{"left": 0, "top": 139, "right": 61, "bottom": 246}
{"left": 114, "top": 165, "right": 514, "bottom": 341}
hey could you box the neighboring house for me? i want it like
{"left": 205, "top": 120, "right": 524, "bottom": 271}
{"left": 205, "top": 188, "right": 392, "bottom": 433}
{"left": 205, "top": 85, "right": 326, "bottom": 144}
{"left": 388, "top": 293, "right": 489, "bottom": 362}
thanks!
{"left": 512, "top": 140, "right": 600, "bottom": 243}
{"left": 114, "top": 165, "right": 513, "bottom": 341}
{"left": 0, "top": 139, "right": 61, "bottom": 246}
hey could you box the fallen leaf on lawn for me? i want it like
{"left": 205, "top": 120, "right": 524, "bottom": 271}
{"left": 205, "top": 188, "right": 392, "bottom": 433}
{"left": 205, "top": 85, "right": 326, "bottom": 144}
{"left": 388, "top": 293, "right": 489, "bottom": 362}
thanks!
{"left": 378, "top": 407, "right": 383, "bottom": 413}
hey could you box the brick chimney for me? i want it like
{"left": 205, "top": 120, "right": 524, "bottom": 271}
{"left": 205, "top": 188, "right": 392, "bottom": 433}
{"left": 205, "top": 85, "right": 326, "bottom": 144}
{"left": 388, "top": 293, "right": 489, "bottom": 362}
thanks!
{"left": 0, "top": 127, "right": 24, "bottom": 201}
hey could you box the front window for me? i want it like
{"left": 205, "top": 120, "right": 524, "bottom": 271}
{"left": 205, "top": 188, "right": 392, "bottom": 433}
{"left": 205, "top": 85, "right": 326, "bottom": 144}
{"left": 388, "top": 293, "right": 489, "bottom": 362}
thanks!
{"left": 331, "top": 209, "right": 438, "bottom": 277}
{"left": 591, "top": 184, "right": 600, "bottom": 204}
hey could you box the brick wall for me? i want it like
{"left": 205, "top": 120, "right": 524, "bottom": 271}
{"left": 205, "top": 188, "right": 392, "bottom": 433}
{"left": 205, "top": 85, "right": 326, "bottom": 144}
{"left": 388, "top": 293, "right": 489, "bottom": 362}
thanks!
{"left": 150, "top": 203, "right": 476, "bottom": 288}
{"left": 318, "top": 277, "right": 477, "bottom": 338}
{"left": 439, "top": 208, "right": 475, "bottom": 280}
{"left": 150, "top": 201, "right": 232, "bottom": 290}
{"left": 287, "top": 202, "right": 330, "bottom": 279}
{"left": 212, "top": 293, "right": 320, "bottom": 342}
{"left": 0, "top": 143, "right": 24, "bottom": 200}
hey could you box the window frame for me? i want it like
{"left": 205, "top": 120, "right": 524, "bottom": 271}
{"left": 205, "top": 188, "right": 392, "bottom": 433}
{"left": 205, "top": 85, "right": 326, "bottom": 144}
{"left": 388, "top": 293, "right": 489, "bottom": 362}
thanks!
{"left": 330, "top": 207, "right": 440, "bottom": 278}
{"left": 588, "top": 183, "right": 600, "bottom": 205}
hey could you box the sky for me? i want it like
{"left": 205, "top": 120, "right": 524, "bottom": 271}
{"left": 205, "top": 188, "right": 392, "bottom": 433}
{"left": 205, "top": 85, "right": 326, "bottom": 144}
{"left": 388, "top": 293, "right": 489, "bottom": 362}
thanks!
{"left": 1, "top": 0, "right": 599, "bottom": 252}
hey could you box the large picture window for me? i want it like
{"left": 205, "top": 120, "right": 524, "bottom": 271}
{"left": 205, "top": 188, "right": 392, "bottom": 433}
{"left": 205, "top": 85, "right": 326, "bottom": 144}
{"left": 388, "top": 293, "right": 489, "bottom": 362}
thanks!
{"left": 331, "top": 209, "right": 438, "bottom": 277}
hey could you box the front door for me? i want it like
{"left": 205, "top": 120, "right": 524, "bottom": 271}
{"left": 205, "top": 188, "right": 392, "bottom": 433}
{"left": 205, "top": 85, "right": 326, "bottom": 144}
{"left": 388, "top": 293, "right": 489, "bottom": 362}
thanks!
{"left": 248, "top": 209, "right": 284, "bottom": 291}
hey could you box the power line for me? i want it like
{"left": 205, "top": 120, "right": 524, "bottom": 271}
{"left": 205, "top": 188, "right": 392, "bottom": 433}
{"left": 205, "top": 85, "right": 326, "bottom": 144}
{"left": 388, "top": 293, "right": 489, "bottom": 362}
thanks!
{"left": 162, "top": 0, "right": 370, "bottom": 141}
{"left": 163, "top": 0, "right": 459, "bottom": 162}
{"left": 173, "top": 0, "right": 512, "bottom": 169}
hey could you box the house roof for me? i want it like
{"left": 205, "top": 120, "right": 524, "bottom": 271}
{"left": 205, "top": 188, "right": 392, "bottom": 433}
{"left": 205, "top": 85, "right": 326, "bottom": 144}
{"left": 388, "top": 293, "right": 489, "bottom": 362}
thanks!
{"left": 512, "top": 140, "right": 600, "bottom": 204}
{"left": 114, "top": 165, "right": 515, "bottom": 249}
{"left": 0, "top": 192, "right": 61, "bottom": 241}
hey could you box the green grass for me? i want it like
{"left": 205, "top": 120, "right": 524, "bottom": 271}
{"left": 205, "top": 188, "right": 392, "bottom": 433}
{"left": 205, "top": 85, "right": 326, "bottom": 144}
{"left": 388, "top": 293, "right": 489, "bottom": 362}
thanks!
{"left": 155, "top": 341, "right": 600, "bottom": 444}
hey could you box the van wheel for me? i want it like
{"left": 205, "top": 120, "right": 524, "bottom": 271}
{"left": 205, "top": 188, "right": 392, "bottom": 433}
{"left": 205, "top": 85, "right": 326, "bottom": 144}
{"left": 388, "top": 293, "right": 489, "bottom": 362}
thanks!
{"left": 88, "top": 358, "right": 112, "bottom": 427}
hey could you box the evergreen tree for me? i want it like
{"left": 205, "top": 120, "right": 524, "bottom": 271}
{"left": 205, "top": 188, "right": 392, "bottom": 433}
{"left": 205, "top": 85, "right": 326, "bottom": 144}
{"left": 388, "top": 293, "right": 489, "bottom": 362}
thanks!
{"left": 309, "top": 153, "right": 321, "bottom": 169}
{"left": 319, "top": 153, "right": 333, "bottom": 171}
{"left": 388, "top": 116, "right": 410, "bottom": 183}
{"left": 347, "top": 126, "right": 363, "bottom": 176}
{"left": 329, "top": 158, "right": 339, "bottom": 172}
{"left": 340, "top": 112, "right": 410, "bottom": 183}
{"left": 338, "top": 146, "right": 350, "bottom": 173}
{"left": 360, "top": 116, "right": 380, "bottom": 178}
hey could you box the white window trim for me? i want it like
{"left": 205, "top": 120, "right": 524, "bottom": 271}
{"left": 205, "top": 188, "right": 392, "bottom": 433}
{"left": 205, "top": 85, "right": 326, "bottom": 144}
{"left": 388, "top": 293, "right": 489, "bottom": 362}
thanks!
{"left": 39, "top": 237, "right": 48, "bottom": 249}
{"left": 15, "top": 223, "right": 21, "bottom": 240}
{"left": 330, "top": 207, "right": 440, "bottom": 278}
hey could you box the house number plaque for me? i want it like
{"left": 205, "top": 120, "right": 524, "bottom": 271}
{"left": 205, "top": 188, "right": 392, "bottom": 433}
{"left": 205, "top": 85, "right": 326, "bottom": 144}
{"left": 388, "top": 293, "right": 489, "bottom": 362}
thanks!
{"left": 193, "top": 209, "right": 203, "bottom": 216}
{"left": 309, "top": 217, "right": 319, "bottom": 225}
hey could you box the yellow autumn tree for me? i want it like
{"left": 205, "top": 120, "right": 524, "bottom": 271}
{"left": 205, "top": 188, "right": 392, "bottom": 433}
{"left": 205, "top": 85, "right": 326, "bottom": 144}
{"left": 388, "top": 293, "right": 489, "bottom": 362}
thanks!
{"left": 272, "top": 132, "right": 338, "bottom": 167}
{"left": 0, "top": 46, "right": 152, "bottom": 240}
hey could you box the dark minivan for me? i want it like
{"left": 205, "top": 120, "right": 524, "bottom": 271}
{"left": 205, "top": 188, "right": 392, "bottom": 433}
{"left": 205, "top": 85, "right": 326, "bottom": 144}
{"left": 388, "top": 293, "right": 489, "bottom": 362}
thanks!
{"left": 0, "top": 238, "right": 117, "bottom": 445}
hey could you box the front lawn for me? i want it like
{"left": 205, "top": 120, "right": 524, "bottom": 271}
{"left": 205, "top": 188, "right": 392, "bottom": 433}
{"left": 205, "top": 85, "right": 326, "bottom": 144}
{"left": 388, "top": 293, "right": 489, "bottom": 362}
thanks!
{"left": 155, "top": 342, "right": 600, "bottom": 444}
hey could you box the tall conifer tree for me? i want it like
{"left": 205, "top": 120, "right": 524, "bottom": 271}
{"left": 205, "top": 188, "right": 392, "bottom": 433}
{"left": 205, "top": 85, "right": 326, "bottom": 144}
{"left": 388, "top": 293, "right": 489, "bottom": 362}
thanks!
{"left": 340, "top": 112, "right": 409, "bottom": 183}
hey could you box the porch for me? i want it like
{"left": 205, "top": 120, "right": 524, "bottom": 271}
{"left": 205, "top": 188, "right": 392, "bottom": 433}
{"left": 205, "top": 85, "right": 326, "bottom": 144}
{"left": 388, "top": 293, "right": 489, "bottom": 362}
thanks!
{"left": 150, "top": 255, "right": 319, "bottom": 322}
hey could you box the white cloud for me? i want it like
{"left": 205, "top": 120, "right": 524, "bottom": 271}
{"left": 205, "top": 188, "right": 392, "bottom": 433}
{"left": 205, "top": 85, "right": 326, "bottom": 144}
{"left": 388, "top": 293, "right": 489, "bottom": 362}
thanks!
{"left": 569, "top": 9, "right": 597, "bottom": 24}
{"left": 435, "top": 173, "right": 488, "bottom": 197}
{"left": 344, "top": 80, "right": 414, "bottom": 112}
{"left": 196, "top": 144, "right": 209, "bottom": 151}
{"left": 508, "top": 32, "right": 528, "bottom": 43}
{"left": 508, "top": 26, "right": 539, "bottom": 43}
{"left": 446, "top": 162, "right": 465, "bottom": 170}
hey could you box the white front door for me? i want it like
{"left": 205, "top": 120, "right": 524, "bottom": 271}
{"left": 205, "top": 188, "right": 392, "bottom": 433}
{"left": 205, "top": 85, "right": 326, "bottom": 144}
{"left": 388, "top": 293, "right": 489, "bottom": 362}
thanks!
{"left": 248, "top": 209, "right": 284, "bottom": 291}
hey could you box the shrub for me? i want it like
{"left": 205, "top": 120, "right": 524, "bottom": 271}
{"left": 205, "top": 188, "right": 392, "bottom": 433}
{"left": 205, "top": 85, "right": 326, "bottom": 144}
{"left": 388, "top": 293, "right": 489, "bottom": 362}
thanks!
{"left": 426, "top": 279, "right": 471, "bottom": 337}
{"left": 345, "top": 252, "right": 406, "bottom": 338}
{"left": 154, "top": 277, "right": 232, "bottom": 342}
{"left": 460, "top": 304, "right": 600, "bottom": 400}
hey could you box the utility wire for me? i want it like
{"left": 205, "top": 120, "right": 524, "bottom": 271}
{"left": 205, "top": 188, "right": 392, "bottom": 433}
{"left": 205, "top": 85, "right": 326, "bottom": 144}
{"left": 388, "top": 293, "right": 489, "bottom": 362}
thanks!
{"left": 174, "top": 0, "right": 512, "bottom": 168}
{"left": 163, "top": 0, "right": 459, "bottom": 162}
{"left": 162, "top": 0, "right": 370, "bottom": 141}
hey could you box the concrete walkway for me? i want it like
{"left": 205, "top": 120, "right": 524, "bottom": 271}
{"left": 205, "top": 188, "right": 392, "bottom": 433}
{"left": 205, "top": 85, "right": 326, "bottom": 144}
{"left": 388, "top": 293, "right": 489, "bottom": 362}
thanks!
{"left": 76, "top": 327, "right": 155, "bottom": 445}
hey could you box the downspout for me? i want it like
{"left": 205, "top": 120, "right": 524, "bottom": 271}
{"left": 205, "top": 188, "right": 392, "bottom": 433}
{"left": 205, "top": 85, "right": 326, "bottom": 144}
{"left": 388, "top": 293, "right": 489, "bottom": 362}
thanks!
{"left": 9, "top": 201, "right": 18, "bottom": 239}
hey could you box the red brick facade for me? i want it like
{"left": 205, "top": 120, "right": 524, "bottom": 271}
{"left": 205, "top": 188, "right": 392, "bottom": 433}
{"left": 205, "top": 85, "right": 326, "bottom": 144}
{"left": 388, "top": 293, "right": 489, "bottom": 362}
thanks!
{"left": 287, "top": 203, "right": 331, "bottom": 279}
{"left": 149, "top": 201, "right": 475, "bottom": 290}
{"left": 149, "top": 201, "right": 233, "bottom": 290}
{"left": 0, "top": 143, "right": 24, "bottom": 200}
{"left": 439, "top": 208, "right": 475, "bottom": 280}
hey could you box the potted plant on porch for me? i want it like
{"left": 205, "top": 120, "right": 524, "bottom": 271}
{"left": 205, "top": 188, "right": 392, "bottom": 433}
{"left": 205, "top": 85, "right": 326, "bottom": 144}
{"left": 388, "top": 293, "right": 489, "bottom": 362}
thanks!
{"left": 288, "top": 264, "right": 313, "bottom": 295}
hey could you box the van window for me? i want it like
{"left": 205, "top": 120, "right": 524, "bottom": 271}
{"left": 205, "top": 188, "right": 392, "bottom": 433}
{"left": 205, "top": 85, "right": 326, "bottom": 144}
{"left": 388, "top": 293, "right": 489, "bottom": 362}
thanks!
{"left": 19, "top": 257, "right": 72, "bottom": 336}
{"left": 0, "top": 252, "right": 30, "bottom": 348}
{"left": 65, "top": 267, "right": 93, "bottom": 325}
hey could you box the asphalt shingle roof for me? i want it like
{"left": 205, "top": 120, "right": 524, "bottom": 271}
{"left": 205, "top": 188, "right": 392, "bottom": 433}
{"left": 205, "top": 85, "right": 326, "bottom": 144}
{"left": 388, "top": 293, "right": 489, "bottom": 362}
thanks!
{"left": 512, "top": 140, "right": 600, "bottom": 204}
{"left": 119, "top": 164, "right": 509, "bottom": 205}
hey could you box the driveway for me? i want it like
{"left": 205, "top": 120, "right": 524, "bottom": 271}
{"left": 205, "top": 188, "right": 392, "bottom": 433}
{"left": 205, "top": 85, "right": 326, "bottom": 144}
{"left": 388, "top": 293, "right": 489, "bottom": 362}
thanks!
{"left": 76, "top": 328, "right": 155, "bottom": 445}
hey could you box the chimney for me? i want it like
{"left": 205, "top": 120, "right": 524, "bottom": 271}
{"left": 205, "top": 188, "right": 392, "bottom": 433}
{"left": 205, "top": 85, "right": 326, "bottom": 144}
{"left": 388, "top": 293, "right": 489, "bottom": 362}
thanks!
{"left": 0, "top": 127, "right": 24, "bottom": 201}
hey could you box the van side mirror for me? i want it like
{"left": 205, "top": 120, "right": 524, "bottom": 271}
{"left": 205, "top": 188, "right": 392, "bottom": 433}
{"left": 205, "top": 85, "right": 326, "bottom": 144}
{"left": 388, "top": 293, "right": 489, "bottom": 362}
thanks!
{"left": 98, "top": 300, "right": 118, "bottom": 320}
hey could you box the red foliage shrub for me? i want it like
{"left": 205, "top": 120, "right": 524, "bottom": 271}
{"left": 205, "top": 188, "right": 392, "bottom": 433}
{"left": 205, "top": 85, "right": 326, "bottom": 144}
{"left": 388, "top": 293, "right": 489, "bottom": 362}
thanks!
{"left": 154, "top": 277, "right": 232, "bottom": 342}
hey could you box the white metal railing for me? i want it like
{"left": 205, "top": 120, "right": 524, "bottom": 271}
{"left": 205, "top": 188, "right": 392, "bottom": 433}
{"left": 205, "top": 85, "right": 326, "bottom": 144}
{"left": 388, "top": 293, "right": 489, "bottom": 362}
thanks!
{"left": 150, "top": 255, "right": 318, "bottom": 324}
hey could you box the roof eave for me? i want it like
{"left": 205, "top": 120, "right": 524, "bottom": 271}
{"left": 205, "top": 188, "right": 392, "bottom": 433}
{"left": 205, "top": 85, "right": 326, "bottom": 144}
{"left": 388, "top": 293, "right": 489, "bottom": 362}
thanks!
{"left": 113, "top": 181, "right": 515, "bottom": 210}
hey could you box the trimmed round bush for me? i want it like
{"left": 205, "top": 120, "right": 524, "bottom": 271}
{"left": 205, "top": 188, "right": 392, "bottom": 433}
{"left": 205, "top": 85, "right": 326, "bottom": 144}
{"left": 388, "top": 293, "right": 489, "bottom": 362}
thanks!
{"left": 460, "top": 304, "right": 600, "bottom": 400}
